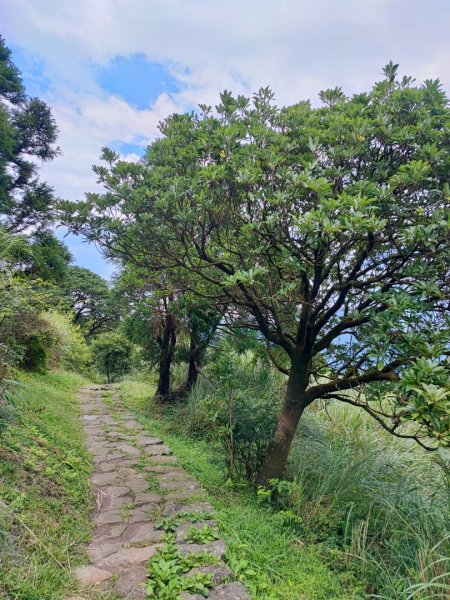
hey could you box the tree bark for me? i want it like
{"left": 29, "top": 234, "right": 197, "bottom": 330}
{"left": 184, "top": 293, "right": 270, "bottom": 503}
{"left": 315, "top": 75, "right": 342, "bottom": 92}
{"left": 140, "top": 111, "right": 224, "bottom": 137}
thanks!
{"left": 171, "top": 337, "right": 203, "bottom": 400}
{"left": 256, "top": 352, "right": 309, "bottom": 486}
{"left": 155, "top": 313, "right": 176, "bottom": 401}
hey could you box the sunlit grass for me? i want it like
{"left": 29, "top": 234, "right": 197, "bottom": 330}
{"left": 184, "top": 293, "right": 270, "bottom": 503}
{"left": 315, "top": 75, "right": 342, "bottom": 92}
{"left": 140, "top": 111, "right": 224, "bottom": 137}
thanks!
{"left": 120, "top": 378, "right": 365, "bottom": 599}
{"left": 0, "top": 370, "right": 93, "bottom": 600}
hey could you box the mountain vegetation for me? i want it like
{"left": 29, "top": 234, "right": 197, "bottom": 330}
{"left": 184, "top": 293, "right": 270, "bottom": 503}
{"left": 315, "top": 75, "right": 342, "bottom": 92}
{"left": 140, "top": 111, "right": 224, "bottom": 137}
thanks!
{"left": 1, "top": 32, "right": 449, "bottom": 599}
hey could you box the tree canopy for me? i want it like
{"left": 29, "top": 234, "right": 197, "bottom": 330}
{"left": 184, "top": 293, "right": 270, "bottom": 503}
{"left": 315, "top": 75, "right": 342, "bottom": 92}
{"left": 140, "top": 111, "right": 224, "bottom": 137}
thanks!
{"left": 61, "top": 63, "right": 450, "bottom": 482}
{"left": 0, "top": 35, "right": 59, "bottom": 233}
{"left": 61, "top": 265, "right": 117, "bottom": 336}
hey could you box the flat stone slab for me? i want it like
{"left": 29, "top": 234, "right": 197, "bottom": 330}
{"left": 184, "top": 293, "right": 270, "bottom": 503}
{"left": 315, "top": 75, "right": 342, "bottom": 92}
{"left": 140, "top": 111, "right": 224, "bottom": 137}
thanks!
{"left": 113, "top": 565, "right": 147, "bottom": 599}
{"left": 164, "top": 488, "right": 206, "bottom": 502}
{"left": 121, "top": 522, "right": 164, "bottom": 545}
{"left": 74, "top": 565, "right": 112, "bottom": 587}
{"left": 121, "top": 477, "right": 149, "bottom": 494}
{"left": 69, "top": 385, "right": 248, "bottom": 600}
{"left": 134, "top": 492, "right": 163, "bottom": 506}
{"left": 187, "top": 564, "right": 233, "bottom": 585}
{"left": 97, "top": 458, "right": 138, "bottom": 472}
{"left": 144, "top": 465, "right": 186, "bottom": 475}
{"left": 209, "top": 582, "right": 250, "bottom": 599}
{"left": 114, "top": 442, "right": 142, "bottom": 456}
{"left": 91, "top": 472, "right": 121, "bottom": 486}
{"left": 163, "top": 500, "right": 215, "bottom": 517}
{"left": 121, "top": 419, "right": 142, "bottom": 429}
{"left": 143, "top": 444, "right": 172, "bottom": 455}
{"left": 94, "top": 509, "right": 126, "bottom": 525}
{"left": 98, "top": 544, "right": 161, "bottom": 569}
{"left": 178, "top": 539, "right": 226, "bottom": 559}
{"left": 159, "top": 478, "right": 200, "bottom": 491}
{"left": 88, "top": 541, "right": 123, "bottom": 562}
{"left": 135, "top": 436, "right": 162, "bottom": 446}
{"left": 97, "top": 485, "right": 131, "bottom": 499}
{"left": 92, "top": 523, "right": 128, "bottom": 543}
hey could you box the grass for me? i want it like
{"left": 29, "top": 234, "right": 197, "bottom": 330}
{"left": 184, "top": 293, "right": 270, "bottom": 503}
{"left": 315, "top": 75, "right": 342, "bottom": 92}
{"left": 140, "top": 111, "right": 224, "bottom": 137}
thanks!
{"left": 289, "top": 402, "right": 450, "bottom": 599}
{"left": 120, "top": 376, "right": 450, "bottom": 600}
{"left": 119, "top": 378, "right": 366, "bottom": 599}
{"left": 0, "top": 370, "right": 93, "bottom": 600}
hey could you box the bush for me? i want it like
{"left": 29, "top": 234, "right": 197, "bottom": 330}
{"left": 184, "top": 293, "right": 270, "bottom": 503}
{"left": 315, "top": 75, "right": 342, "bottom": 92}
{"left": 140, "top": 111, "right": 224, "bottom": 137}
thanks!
{"left": 21, "top": 328, "right": 56, "bottom": 372}
{"left": 177, "top": 344, "right": 284, "bottom": 481}
{"left": 91, "top": 331, "right": 133, "bottom": 382}
{"left": 43, "top": 311, "right": 91, "bottom": 374}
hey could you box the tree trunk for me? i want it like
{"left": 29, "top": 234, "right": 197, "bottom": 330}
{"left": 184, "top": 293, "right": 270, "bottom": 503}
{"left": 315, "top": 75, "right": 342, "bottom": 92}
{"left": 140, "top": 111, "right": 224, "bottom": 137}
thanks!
{"left": 256, "top": 353, "right": 309, "bottom": 486}
{"left": 171, "top": 337, "right": 203, "bottom": 400}
{"left": 155, "top": 313, "right": 176, "bottom": 401}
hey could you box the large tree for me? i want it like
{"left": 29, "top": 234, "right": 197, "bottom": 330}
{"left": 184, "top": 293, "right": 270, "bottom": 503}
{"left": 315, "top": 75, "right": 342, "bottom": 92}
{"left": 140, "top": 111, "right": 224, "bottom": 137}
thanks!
{"left": 62, "top": 65, "right": 450, "bottom": 483}
{"left": 0, "top": 35, "right": 59, "bottom": 233}
{"left": 62, "top": 266, "right": 117, "bottom": 336}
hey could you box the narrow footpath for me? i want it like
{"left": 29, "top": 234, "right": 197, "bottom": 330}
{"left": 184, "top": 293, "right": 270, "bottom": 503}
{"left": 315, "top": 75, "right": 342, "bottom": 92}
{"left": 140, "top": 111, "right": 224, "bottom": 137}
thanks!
{"left": 67, "top": 385, "right": 249, "bottom": 600}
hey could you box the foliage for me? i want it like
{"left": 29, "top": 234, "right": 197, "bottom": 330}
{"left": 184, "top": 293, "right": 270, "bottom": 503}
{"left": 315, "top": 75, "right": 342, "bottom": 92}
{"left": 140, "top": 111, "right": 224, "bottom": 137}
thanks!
{"left": 91, "top": 331, "right": 133, "bottom": 382}
{"left": 20, "top": 324, "right": 58, "bottom": 372}
{"left": 286, "top": 402, "right": 450, "bottom": 598}
{"left": 121, "top": 379, "right": 365, "bottom": 599}
{"left": 43, "top": 311, "right": 91, "bottom": 374}
{"left": 61, "top": 265, "right": 117, "bottom": 336}
{"left": 0, "top": 228, "right": 57, "bottom": 377}
{"left": 26, "top": 231, "right": 72, "bottom": 283}
{"left": 184, "top": 524, "right": 220, "bottom": 544}
{"left": 179, "top": 344, "right": 283, "bottom": 480}
{"left": 0, "top": 370, "right": 92, "bottom": 599}
{"left": 0, "top": 35, "right": 59, "bottom": 233}
{"left": 145, "top": 539, "right": 215, "bottom": 599}
{"left": 62, "top": 64, "right": 450, "bottom": 481}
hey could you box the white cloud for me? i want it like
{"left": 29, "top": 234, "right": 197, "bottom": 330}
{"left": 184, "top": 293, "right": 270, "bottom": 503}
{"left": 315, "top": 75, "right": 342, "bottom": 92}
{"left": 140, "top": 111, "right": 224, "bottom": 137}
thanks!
{"left": 3, "top": 0, "right": 450, "bottom": 205}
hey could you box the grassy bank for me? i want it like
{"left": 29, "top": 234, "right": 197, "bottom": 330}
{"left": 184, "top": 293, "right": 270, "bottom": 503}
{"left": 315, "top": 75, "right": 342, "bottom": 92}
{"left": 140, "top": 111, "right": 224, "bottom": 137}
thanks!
{"left": 0, "top": 370, "right": 92, "bottom": 600}
{"left": 120, "top": 379, "right": 365, "bottom": 599}
{"left": 120, "top": 377, "right": 449, "bottom": 600}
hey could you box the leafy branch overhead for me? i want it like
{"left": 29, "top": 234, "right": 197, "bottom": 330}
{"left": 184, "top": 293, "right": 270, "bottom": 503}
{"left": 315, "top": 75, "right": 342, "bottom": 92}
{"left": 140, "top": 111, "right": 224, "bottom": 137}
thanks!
{"left": 61, "top": 63, "right": 450, "bottom": 481}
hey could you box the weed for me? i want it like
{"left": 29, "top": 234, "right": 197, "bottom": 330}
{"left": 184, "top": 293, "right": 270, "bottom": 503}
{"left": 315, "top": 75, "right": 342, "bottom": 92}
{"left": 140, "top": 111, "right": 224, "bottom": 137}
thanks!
{"left": 145, "top": 539, "right": 215, "bottom": 599}
{"left": 185, "top": 524, "right": 220, "bottom": 544}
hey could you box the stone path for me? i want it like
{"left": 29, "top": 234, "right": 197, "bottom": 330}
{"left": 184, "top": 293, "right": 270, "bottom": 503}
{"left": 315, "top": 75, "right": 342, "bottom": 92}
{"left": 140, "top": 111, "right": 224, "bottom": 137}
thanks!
{"left": 67, "top": 385, "right": 249, "bottom": 600}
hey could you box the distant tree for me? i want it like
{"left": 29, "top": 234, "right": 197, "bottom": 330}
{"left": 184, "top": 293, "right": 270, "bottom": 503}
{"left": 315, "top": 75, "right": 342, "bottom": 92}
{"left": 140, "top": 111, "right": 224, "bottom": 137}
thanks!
{"left": 0, "top": 35, "right": 59, "bottom": 233}
{"left": 62, "top": 65, "right": 450, "bottom": 483}
{"left": 0, "top": 227, "right": 56, "bottom": 380}
{"left": 62, "top": 266, "right": 117, "bottom": 336}
{"left": 91, "top": 332, "right": 132, "bottom": 383}
{"left": 26, "top": 231, "right": 72, "bottom": 283}
{"left": 117, "top": 266, "right": 222, "bottom": 401}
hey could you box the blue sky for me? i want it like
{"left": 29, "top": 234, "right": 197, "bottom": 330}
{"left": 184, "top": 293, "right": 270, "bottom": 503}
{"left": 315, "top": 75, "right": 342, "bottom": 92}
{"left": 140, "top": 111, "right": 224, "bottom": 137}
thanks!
{"left": 97, "top": 54, "right": 180, "bottom": 110}
{"left": 2, "top": 0, "right": 450, "bottom": 279}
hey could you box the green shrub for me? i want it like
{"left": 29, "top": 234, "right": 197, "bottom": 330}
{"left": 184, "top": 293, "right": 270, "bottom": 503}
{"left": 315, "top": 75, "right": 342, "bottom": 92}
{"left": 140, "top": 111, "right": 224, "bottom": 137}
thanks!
{"left": 178, "top": 345, "right": 283, "bottom": 481}
{"left": 43, "top": 311, "right": 91, "bottom": 374}
{"left": 19, "top": 316, "right": 58, "bottom": 373}
{"left": 91, "top": 331, "right": 133, "bottom": 382}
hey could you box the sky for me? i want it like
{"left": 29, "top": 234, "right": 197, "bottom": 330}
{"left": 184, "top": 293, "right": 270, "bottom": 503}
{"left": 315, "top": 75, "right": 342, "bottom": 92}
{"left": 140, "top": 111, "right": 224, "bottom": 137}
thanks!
{"left": 2, "top": 0, "right": 450, "bottom": 279}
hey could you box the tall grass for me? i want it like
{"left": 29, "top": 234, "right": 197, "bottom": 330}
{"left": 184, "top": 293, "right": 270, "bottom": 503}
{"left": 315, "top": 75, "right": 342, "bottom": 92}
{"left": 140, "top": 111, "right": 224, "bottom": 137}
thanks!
{"left": 126, "top": 350, "right": 450, "bottom": 598}
{"left": 289, "top": 402, "right": 450, "bottom": 599}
